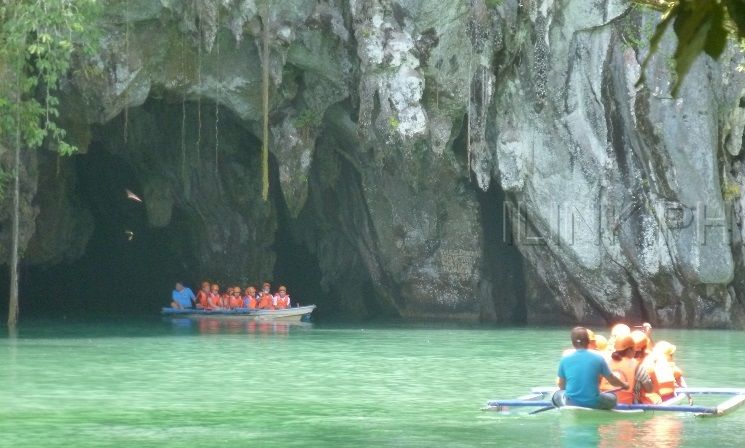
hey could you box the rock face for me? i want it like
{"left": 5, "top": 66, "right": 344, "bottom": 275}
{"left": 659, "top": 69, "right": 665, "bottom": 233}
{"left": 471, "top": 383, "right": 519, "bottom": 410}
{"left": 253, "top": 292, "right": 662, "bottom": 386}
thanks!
{"left": 2, "top": 0, "right": 745, "bottom": 326}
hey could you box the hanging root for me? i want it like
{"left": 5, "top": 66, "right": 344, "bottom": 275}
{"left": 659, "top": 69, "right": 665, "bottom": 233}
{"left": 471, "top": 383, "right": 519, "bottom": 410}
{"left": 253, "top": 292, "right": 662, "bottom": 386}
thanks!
{"left": 181, "top": 27, "right": 187, "bottom": 181}
{"left": 123, "top": 0, "right": 131, "bottom": 143}
{"left": 260, "top": 12, "right": 270, "bottom": 202}
{"left": 214, "top": 3, "right": 220, "bottom": 178}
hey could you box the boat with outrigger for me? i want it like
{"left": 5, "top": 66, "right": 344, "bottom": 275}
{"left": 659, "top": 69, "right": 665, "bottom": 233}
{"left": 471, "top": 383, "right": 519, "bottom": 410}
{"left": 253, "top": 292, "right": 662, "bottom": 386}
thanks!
{"left": 485, "top": 386, "right": 745, "bottom": 418}
{"left": 161, "top": 304, "right": 316, "bottom": 322}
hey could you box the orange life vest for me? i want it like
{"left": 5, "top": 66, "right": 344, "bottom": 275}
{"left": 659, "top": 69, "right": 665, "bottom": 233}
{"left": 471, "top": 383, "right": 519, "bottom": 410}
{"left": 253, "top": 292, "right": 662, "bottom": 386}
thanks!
{"left": 605, "top": 357, "right": 639, "bottom": 404}
{"left": 274, "top": 294, "right": 290, "bottom": 309}
{"left": 220, "top": 294, "right": 232, "bottom": 308}
{"left": 209, "top": 292, "right": 222, "bottom": 307}
{"left": 229, "top": 295, "right": 243, "bottom": 309}
{"left": 244, "top": 296, "right": 258, "bottom": 309}
{"left": 258, "top": 294, "right": 274, "bottom": 310}
{"left": 650, "top": 356, "right": 677, "bottom": 398}
{"left": 197, "top": 291, "right": 210, "bottom": 308}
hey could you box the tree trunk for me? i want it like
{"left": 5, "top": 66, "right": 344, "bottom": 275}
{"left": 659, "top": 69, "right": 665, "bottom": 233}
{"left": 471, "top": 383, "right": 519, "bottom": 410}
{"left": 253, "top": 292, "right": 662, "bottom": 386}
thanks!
{"left": 260, "top": 13, "right": 270, "bottom": 202}
{"left": 8, "top": 72, "right": 21, "bottom": 330}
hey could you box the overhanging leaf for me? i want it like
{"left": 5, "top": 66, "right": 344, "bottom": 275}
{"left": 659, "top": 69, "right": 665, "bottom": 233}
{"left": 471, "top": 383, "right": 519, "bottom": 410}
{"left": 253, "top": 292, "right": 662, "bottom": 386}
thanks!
{"left": 671, "top": 3, "right": 726, "bottom": 96}
{"left": 636, "top": 3, "right": 678, "bottom": 88}
{"left": 723, "top": 0, "right": 745, "bottom": 36}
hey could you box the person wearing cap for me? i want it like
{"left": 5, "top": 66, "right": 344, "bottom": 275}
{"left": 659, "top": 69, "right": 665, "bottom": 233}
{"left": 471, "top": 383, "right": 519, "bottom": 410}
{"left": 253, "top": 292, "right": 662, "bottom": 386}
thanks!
{"left": 274, "top": 286, "right": 291, "bottom": 309}
{"left": 601, "top": 333, "right": 653, "bottom": 404}
{"left": 170, "top": 282, "right": 196, "bottom": 309}
{"left": 553, "top": 327, "right": 629, "bottom": 410}
{"left": 594, "top": 335, "right": 609, "bottom": 353}
{"left": 637, "top": 322, "right": 653, "bottom": 342}
{"left": 650, "top": 341, "right": 691, "bottom": 404}
{"left": 630, "top": 329, "right": 658, "bottom": 403}
{"left": 561, "top": 329, "right": 598, "bottom": 357}
{"left": 608, "top": 323, "right": 630, "bottom": 350}
{"left": 630, "top": 330, "right": 652, "bottom": 359}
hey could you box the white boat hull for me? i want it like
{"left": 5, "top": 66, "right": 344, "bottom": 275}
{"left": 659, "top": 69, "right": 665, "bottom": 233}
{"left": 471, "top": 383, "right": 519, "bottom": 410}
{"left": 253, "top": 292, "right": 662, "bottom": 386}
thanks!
{"left": 162, "top": 305, "right": 317, "bottom": 322}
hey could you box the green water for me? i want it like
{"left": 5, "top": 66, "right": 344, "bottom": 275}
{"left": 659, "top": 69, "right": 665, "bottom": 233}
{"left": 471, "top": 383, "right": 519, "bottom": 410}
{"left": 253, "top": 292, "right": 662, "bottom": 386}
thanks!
{"left": 1, "top": 320, "right": 744, "bottom": 447}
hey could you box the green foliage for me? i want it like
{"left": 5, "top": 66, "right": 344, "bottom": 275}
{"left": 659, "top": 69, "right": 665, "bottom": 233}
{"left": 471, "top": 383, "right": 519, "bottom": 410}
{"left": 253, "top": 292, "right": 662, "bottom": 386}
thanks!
{"left": 388, "top": 115, "right": 400, "bottom": 130}
{"left": 485, "top": 0, "right": 504, "bottom": 8}
{"left": 293, "top": 108, "right": 321, "bottom": 141}
{"left": 635, "top": 0, "right": 745, "bottom": 96}
{"left": 621, "top": 18, "right": 656, "bottom": 50}
{"left": 722, "top": 178, "right": 741, "bottom": 201}
{"left": 0, "top": 0, "right": 100, "bottom": 167}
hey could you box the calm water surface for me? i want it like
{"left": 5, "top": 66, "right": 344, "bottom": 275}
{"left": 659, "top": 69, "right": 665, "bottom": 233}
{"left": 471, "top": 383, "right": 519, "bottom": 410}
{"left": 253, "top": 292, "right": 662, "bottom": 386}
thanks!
{"left": 1, "top": 320, "right": 745, "bottom": 447}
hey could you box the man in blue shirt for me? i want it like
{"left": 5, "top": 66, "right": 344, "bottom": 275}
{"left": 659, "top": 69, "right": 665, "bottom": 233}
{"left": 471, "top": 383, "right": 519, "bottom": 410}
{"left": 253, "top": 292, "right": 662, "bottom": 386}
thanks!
{"left": 553, "top": 326, "right": 628, "bottom": 409}
{"left": 171, "top": 282, "right": 196, "bottom": 309}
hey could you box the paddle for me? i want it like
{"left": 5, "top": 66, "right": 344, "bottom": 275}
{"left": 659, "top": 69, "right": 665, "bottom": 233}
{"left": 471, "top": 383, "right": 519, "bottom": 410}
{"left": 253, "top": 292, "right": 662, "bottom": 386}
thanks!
{"left": 528, "top": 405, "right": 556, "bottom": 415}
{"left": 529, "top": 388, "right": 624, "bottom": 415}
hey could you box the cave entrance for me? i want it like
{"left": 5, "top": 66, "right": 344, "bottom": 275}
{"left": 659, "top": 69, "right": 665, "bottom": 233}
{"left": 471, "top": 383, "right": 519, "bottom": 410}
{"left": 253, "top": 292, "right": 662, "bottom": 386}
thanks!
{"left": 477, "top": 182, "right": 527, "bottom": 324}
{"left": 20, "top": 146, "right": 197, "bottom": 318}
{"left": 450, "top": 113, "right": 527, "bottom": 324}
{"left": 268, "top": 159, "right": 328, "bottom": 321}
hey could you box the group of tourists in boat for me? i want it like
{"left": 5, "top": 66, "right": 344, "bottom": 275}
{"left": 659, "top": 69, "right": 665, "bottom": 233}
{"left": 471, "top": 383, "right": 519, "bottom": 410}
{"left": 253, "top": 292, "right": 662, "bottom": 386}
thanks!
{"left": 170, "top": 281, "right": 292, "bottom": 311}
{"left": 554, "top": 323, "right": 689, "bottom": 410}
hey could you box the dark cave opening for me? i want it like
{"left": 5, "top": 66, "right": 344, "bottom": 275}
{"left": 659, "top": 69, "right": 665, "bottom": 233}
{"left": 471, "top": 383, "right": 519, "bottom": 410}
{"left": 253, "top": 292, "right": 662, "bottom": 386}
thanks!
{"left": 451, "top": 113, "right": 527, "bottom": 324}
{"left": 0, "top": 96, "right": 339, "bottom": 322}
{"left": 268, "top": 160, "right": 328, "bottom": 321}
{"left": 477, "top": 182, "right": 527, "bottom": 324}
{"left": 18, "top": 146, "right": 198, "bottom": 318}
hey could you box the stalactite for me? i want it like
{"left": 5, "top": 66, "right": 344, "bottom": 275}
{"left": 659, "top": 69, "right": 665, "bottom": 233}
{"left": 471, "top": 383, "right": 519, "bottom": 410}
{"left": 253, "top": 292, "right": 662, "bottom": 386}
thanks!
{"left": 260, "top": 12, "right": 270, "bottom": 202}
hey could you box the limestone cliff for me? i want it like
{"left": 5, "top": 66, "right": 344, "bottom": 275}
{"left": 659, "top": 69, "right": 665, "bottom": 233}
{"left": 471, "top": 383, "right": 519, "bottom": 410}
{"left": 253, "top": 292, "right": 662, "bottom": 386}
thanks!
{"left": 3, "top": 0, "right": 745, "bottom": 327}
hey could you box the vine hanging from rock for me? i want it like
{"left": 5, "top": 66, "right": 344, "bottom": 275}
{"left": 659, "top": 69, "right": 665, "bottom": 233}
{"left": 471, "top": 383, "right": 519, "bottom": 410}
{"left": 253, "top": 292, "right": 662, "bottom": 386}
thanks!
{"left": 260, "top": 9, "right": 270, "bottom": 202}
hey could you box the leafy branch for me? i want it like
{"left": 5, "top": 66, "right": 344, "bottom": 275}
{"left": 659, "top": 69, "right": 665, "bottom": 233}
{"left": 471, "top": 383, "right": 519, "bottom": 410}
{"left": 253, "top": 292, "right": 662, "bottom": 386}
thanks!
{"left": 0, "top": 0, "right": 100, "bottom": 159}
{"left": 635, "top": 0, "right": 745, "bottom": 96}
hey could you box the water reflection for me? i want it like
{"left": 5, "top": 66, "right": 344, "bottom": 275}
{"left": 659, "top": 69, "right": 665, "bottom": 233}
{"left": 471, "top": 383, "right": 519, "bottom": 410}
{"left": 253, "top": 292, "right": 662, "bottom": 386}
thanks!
{"left": 166, "top": 317, "right": 312, "bottom": 336}
{"left": 561, "top": 415, "right": 682, "bottom": 448}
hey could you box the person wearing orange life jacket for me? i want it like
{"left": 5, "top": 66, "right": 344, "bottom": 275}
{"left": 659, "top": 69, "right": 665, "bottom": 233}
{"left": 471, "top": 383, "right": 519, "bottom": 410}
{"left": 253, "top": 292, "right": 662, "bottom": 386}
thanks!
{"left": 257, "top": 293, "right": 274, "bottom": 310}
{"left": 608, "top": 323, "right": 631, "bottom": 351}
{"left": 594, "top": 335, "right": 609, "bottom": 353}
{"left": 273, "top": 285, "right": 291, "bottom": 309}
{"left": 600, "top": 334, "right": 653, "bottom": 404}
{"left": 196, "top": 282, "right": 211, "bottom": 309}
{"left": 633, "top": 322, "right": 653, "bottom": 345}
{"left": 260, "top": 282, "right": 272, "bottom": 297}
{"left": 221, "top": 287, "right": 234, "bottom": 309}
{"left": 210, "top": 284, "right": 224, "bottom": 309}
{"left": 651, "top": 341, "right": 692, "bottom": 405}
{"left": 630, "top": 329, "right": 660, "bottom": 404}
{"left": 243, "top": 286, "right": 258, "bottom": 309}
{"left": 257, "top": 283, "right": 275, "bottom": 310}
{"left": 228, "top": 287, "right": 244, "bottom": 309}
